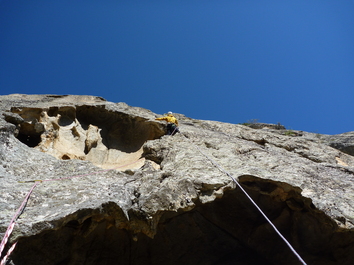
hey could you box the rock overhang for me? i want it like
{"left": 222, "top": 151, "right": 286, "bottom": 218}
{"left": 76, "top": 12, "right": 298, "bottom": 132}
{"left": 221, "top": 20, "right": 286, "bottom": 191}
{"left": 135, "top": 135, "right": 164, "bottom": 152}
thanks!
{"left": 1, "top": 94, "right": 354, "bottom": 264}
{"left": 3, "top": 97, "right": 165, "bottom": 170}
{"left": 9, "top": 174, "right": 352, "bottom": 265}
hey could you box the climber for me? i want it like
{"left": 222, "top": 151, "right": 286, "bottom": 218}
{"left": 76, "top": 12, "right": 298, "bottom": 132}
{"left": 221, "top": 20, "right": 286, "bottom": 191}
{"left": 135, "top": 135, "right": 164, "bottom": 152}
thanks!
{"left": 155, "top": 111, "right": 180, "bottom": 135}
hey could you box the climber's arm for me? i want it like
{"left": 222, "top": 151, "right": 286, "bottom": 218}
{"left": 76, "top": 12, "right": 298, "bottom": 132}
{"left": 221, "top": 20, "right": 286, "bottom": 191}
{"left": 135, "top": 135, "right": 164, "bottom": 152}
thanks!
{"left": 156, "top": 117, "right": 168, "bottom": 122}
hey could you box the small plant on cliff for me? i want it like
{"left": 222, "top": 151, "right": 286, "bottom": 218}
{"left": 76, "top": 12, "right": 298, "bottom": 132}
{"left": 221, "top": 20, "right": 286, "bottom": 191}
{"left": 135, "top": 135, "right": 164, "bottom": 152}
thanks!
{"left": 284, "top": 130, "right": 296, "bottom": 136}
{"left": 240, "top": 119, "right": 259, "bottom": 126}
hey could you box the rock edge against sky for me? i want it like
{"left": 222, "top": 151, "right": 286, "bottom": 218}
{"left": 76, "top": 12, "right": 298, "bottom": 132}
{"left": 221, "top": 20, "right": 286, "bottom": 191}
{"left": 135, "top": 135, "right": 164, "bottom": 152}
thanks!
{"left": 1, "top": 94, "right": 354, "bottom": 265}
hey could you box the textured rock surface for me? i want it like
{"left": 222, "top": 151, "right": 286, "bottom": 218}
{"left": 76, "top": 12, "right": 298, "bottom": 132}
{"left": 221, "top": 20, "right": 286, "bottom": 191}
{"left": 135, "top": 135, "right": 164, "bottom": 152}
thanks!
{"left": 319, "top": 132, "right": 354, "bottom": 157}
{"left": 245, "top": 124, "right": 354, "bottom": 157}
{"left": 1, "top": 94, "right": 354, "bottom": 265}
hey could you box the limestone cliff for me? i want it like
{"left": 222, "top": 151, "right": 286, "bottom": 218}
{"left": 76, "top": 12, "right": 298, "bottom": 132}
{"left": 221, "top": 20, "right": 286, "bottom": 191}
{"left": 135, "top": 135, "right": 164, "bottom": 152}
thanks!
{"left": 1, "top": 94, "right": 354, "bottom": 265}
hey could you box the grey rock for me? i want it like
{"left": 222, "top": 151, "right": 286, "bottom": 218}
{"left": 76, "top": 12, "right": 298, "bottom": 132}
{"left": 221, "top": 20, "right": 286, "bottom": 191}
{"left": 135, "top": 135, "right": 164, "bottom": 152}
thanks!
{"left": 320, "top": 132, "right": 354, "bottom": 156}
{"left": 0, "top": 94, "right": 354, "bottom": 265}
{"left": 2, "top": 111, "right": 24, "bottom": 125}
{"left": 246, "top": 122, "right": 286, "bottom": 130}
{"left": 248, "top": 123, "right": 354, "bottom": 156}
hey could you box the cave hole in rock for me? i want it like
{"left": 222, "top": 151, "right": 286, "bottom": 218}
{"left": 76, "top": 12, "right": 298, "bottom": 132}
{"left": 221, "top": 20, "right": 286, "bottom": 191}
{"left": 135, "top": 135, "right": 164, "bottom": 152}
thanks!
{"left": 11, "top": 105, "right": 165, "bottom": 169}
{"left": 47, "top": 106, "right": 76, "bottom": 127}
{"left": 16, "top": 132, "right": 41, "bottom": 148}
{"left": 11, "top": 177, "right": 344, "bottom": 265}
{"left": 11, "top": 107, "right": 44, "bottom": 147}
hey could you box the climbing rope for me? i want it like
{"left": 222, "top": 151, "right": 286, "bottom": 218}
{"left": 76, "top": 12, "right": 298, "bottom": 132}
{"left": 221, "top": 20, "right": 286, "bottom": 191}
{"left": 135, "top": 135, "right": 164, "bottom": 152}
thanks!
{"left": 0, "top": 242, "right": 17, "bottom": 265}
{"left": 181, "top": 132, "right": 307, "bottom": 265}
{"left": 0, "top": 181, "right": 39, "bottom": 265}
{"left": 0, "top": 158, "right": 144, "bottom": 264}
{"left": 2, "top": 128, "right": 308, "bottom": 265}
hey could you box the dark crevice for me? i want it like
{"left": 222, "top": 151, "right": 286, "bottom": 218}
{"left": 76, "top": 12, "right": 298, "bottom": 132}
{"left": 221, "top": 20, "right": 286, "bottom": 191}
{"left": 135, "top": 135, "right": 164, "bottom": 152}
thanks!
{"left": 142, "top": 148, "right": 164, "bottom": 165}
{"left": 254, "top": 138, "right": 267, "bottom": 146}
{"left": 241, "top": 180, "right": 278, "bottom": 193}
{"left": 16, "top": 132, "right": 41, "bottom": 147}
{"left": 61, "top": 154, "right": 70, "bottom": 160}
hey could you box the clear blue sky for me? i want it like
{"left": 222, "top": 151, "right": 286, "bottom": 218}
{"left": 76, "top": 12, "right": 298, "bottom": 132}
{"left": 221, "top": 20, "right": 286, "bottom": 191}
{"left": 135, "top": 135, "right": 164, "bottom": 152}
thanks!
{"left": 1, "top": 1, "right": 353, "bottom": 134}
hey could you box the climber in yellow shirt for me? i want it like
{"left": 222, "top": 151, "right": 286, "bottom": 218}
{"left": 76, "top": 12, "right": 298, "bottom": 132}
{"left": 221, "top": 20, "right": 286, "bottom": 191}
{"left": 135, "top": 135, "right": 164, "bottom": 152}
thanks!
{"left": 155, "top": 111, "right": 179, "bottom": 135}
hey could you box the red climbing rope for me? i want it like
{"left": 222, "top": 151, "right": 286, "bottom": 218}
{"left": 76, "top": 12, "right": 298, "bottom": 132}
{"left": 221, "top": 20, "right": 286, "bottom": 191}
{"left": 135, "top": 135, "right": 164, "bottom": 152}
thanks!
{"left": 0, "top": 182, "right": 38, "bottom": 265}
{"left": 0, "top": 158, "right": 144, "bottom": 264}
{"left": 0, "top": 242, "right": 17, "bottom": 265}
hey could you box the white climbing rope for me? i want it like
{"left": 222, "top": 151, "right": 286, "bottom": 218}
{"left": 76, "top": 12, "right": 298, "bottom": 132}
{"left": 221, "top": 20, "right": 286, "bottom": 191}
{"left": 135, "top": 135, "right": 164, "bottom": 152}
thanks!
{"left": 181, "top": 132, "right": 307, "bottom": 265}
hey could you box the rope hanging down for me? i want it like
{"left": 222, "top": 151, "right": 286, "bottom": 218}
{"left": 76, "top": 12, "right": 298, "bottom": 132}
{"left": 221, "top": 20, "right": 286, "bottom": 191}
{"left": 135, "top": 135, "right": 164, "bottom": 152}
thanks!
{"left": 181, "top": 132, "right": 307, "bottom": 265}
{"left": 0, "top": 181, "right": 38, "bottom": 265}
{"left": 0, "top": 158, "right": 144, "bottom": 265}
{"left": 2, "top": 130, "right": 308, "bottom": 265}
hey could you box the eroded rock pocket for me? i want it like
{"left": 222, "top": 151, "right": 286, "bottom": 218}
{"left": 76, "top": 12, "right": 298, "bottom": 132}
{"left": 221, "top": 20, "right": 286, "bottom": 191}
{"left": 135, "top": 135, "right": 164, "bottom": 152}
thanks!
{"left": 10, "top": 105, "right": 165, "bottom": 169}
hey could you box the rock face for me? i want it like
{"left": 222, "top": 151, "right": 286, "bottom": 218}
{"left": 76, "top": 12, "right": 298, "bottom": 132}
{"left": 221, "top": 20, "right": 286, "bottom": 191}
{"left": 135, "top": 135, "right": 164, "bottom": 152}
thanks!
{"left": 244, "top": 124, "right": 354, "bottom": 157}
{"left": 1, "top": 94, "right": 354, "bottom": 265}
{"left": 319, "top": 132, "right": 354, "bottom": 157}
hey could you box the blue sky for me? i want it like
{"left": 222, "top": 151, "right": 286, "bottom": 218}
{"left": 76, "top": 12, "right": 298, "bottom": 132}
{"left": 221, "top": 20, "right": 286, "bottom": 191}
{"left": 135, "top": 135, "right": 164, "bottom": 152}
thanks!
{"left": 1, "top": 1, "right": 353, "bottom": 134}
